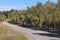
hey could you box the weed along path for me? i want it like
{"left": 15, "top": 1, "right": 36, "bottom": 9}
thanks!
{"left": 2, "top": 21, "right": 60, "bottom": 40}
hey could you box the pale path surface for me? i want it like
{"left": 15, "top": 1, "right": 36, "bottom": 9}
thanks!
{"left": 2, "top": 22, "right": 60, "bottom": 40}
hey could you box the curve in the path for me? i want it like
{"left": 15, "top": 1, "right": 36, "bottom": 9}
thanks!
{"left": 2, "top": 22, "right": 60, "bottom": 40}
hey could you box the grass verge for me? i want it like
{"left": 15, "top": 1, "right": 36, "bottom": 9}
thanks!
{"left": 0, "top": 23, "right": 27, "bottom": 40}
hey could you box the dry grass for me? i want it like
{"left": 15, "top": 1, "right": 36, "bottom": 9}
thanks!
{"left": 0, "top": 23, "right": 27, "bottom": 40}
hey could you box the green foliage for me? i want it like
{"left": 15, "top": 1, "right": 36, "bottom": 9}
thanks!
{"left": 1, "top": 0, "right": 60, "bottom": 32}
{"left": 31, "top": 15, "right": 39, "bottom": 26}
{"left": 8, "top": 10, "right": 18, "bottom": 23}
{"left": 0, "top": 14, "right": 6, "bottom": 22}
{"left": 38, "top": 14, "right": 44, "bottom": 27}
{"left": 18, "top": 15, "right": 25, "bottom": 24}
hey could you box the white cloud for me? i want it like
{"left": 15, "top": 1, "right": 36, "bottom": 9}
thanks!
{"left": 0, "top": 5, "right": 27, "bottom": 11}
{"left": 0, "top": 5, "right": 17, "bottom": 11}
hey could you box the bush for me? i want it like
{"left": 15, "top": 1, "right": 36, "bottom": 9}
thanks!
{"left": 0, "top": 14, "right": 6, "bottom": 22}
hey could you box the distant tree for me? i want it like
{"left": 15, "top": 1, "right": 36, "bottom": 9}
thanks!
{"left": 0, "top": 13, "right": 6, "bottom": 22}
{"left": 31, "top": 15, "right": 39, "bottom": 26}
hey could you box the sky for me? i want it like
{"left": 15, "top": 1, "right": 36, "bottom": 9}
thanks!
{"left": 0, "top": 0, "right": 57, "bottom": 11}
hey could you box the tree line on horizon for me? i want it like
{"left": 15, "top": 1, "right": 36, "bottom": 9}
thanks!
{"left": 0, "top": 0, "right": 60, "bottom": 33}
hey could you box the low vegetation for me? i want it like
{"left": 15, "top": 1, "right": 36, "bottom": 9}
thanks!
{"left": 0, "top": 13, "right": 6, "bottom": 22}
{"left": 0, "top": 24, "right": 27, "bottom": 40}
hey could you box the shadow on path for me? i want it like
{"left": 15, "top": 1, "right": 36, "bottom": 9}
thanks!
{"left": 8, "top": 21, "right": 60, "bottom": 38}
{"left": 33, "top": 33, "right": 60, "bottom": 38}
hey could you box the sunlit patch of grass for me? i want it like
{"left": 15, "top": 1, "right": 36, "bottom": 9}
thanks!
{"left": 0, "top": 24, "right": 27, "bottom": 40}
